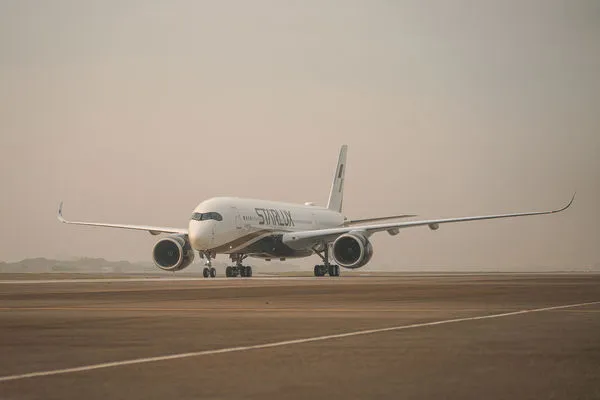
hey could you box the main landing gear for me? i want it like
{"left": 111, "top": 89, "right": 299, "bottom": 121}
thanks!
{"left": 226, "top": 254, "right": 253, "bottom": 278}
{"left": 201, "top": 251, "right": 217, "bottom": 279}
{"left": 314, "top": 264, "right": 340, "bottom": 277}
{"left": 312, "top": 244, "right": 340, "bottom": 277}
{"left": 225, "top": 265, "right": 252, "bottom": 278}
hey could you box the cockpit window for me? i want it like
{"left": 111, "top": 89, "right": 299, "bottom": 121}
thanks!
{"left": 191, "top": 212, "right": 223, "bottom": 222}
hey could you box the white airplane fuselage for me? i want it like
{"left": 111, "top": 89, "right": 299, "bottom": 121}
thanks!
{"left": 189, "top": 197, "right": 344, "bottom": 259}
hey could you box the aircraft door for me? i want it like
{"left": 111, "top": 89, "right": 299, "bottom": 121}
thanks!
{"left": 232, "top": 206, "right": 242, "bottom": 229}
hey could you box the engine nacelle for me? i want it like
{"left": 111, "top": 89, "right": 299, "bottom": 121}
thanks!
{"left": 332, "top": 232, "right": 374, "bottom": 269}
{"left": 152, "top": 235, "right": 195, "bottom": 272}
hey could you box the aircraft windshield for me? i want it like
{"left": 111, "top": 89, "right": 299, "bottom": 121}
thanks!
{"left": 191, "top": 212, "right": 223, "bottom": 222}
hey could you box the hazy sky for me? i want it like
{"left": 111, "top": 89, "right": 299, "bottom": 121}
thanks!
{"left": 1, "top": 0, "right": 599, "bottom": 270}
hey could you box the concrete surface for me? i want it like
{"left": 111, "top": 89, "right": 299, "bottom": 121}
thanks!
{"left": 0, "top": 274, "right": 599, "bottom": 399}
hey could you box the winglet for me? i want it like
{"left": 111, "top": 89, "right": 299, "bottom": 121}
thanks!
{"left": 554, "top": 192, "right": 576, "bottom": 213}
{"left": 57, "top": 201, "right": 66, "bottom": 223}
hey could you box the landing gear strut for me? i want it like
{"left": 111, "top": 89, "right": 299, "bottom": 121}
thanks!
{"left": 226, "top": 254, "right": 252, "bottom": 278}
{"left": 200, "top": 251, "right": 217, "bottom": 278}
{"left": 313, "top": 244, "right": 340, "bottom": 277}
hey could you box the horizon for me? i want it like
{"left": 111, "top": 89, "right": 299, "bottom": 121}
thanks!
{"left": 2, "top": 256, "right": 599, "bottom": 273}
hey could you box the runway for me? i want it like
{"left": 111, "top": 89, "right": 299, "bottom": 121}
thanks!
{"left": 1, "top": 274, "right": 599, "bottom": 399}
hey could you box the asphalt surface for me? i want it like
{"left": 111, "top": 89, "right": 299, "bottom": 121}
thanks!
{"left": 0, "top": 274, "right": 599, "bottom": 399}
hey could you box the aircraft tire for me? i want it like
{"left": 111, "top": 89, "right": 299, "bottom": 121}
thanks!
{"left": 225, "top": 266, "right": 232, "bottom": 277}
{"left": 240, "top": 267, "right": 246, "bottom": 277}
{"left": 210, "top": 267, "right": 217, "bottom": 278}
{"left": 202, "top": 268, "right": 209, "bottom": 278}
{"left": 314, "top": 265, "right": 324, "bottom": 277}
{"left": 245, "top": 266, "right": 252, "bottom": 277}
{"left": 332, "top": 265, "right": 340, "bottom": 276}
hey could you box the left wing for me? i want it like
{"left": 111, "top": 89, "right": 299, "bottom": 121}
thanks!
{"left": 282, "top": 193, "right": 575, "bottom": 249}
{"left": 57, "top": 202, "right": 188, "bottom": 236}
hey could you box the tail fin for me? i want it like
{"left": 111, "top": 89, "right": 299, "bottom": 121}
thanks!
{"left": 327, "top": 145, "right": 348, "bottom": 213}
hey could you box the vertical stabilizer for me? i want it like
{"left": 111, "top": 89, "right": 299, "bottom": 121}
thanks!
{"left": 327, "top": 145, "right": 348, "bottom": 213}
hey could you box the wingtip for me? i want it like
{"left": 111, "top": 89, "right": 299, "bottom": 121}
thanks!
{"left": 569, "top": 191, "right": 576, "bottom": 207}
{"left": 556, "top": 192, "right": 576, "bottom": 213}
{"left": 57, "top": 201, "right": 66, "bottom": 223}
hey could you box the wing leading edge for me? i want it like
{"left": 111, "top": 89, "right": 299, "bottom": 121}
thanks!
{"left": 282, "top": 193, "right": 576, "bottom": 249}
{"left": 57, "top": 202, "right": 188, "bottom": 236}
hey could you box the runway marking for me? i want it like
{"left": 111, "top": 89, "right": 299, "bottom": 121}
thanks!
{"left": 0, "top": 300, "right": 598, "bottom": 383}
{"left": 0, "top": 277, "right": 321, "bottom": 284}
{"left": 0, "top": 306, "right": 501, "bottom": 313}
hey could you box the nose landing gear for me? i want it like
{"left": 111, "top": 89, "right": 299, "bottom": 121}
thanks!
{"left": 203, "top": 267, "right": 217, "bottom": 278}
{"left": 200, "top": 251, "right": 217, "bottom": 278}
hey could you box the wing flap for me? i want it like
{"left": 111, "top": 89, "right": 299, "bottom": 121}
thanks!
{"left": 344, "top": 214, "right": 417, "bottom": 226}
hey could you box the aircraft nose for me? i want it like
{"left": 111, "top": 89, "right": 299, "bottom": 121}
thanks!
{"left": 188, "top": 221, "right": 213, "bottom": 250}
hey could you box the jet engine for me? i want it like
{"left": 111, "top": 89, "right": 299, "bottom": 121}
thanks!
{"left": 152, "top": 235, "right": 195, "bottom": 271}
{"left": 332, "top": 232, "right": 374, "bottom": 269}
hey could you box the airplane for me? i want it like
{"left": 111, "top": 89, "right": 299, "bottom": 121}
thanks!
{"left": 58, "top": 145, "right": 575, "bottom": 278}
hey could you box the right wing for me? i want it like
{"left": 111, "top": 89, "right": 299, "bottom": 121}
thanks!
{"left": 57, "top": 202, "right": 188, "bottom": 236}
{"left": 282, "top": 193, "right": 575, "bottom": 249}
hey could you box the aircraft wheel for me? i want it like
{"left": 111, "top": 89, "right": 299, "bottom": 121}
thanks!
{"left": 328, "top": 265, "right": 335, "bottom": 276}
{"left": 245, "top": 266, "right": 252, "bottom": 277}
{"left": 240, "top": 266, "right": 246, "bottom": 277}
{"left": 210, "top": 267, "right": 217, "bottom": 278}
{"left": 225, "top": 266, "right": 232, "bottom": 277}
{"left": 202, "top": 268, "right": 210, "bottom": 278}
{"left": 314, "top": 265, "right": 323, "bottom": 277}
{"left": 333, "top": 265, "right": 340, "bottom": 277}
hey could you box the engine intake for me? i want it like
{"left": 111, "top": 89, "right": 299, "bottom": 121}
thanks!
{"left": 153, "top": 235, "right": 195, "bottom": 271}
{"left": 332, "top": 232, "right": 373, "bottom": 269}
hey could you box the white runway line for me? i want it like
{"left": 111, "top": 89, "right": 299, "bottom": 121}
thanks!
{"left": 0, "top": 277, "right": 317, "bottom": 284}
{"left": 0, "top": 278, "right": 208, "bottom": 284}
{"left": 1, "top": 300, "right": 598, "bottom": 383}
